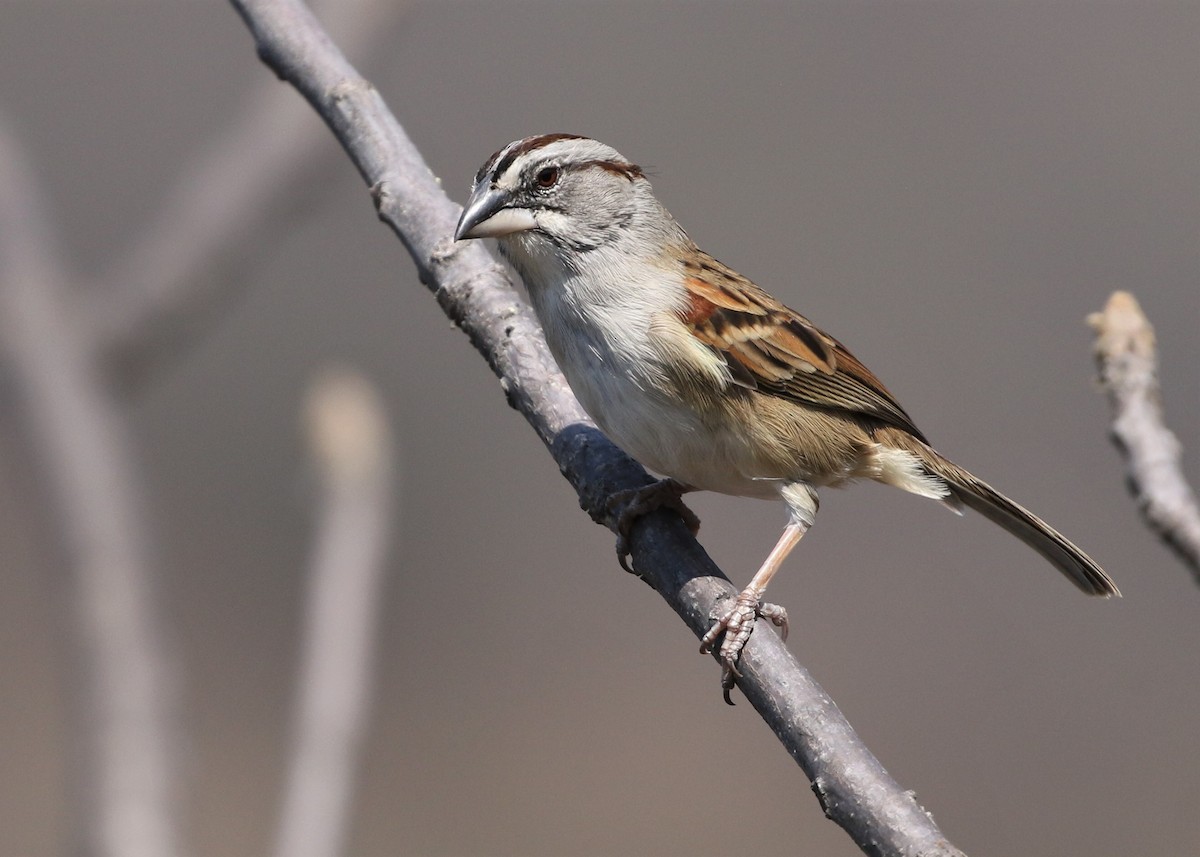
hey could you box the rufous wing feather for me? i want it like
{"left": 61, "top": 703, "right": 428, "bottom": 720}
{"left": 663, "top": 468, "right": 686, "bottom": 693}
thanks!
{"left": 679, "top": 251, "right": 927, "bottom": 441}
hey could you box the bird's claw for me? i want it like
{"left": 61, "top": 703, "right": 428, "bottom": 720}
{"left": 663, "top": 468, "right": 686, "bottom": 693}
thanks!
{"left": 700, "top": 590, "right": 789, "bottom": 704}
{"left": 607, "top": 478, "right": 699, "bottom": 572}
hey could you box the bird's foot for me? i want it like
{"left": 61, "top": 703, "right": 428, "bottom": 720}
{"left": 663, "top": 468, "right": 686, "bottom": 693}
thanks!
{"left": 607, "top": 478, "right": 699, "bottom": 572}
{"left": 700, "top": 589, "right": 789, "bottom": 704}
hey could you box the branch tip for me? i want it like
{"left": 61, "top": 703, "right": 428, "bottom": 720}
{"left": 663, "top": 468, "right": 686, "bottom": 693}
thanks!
{"left": 1090, "top": 290, "right": 1200, "bottom": 578}
{"left": 1089, "top": 290, "right": 1156, "bottom": 362}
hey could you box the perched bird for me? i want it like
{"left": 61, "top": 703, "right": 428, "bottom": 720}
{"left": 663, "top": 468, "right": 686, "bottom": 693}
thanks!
{"left": 454, "top": 133, "right": 1118, "bottom": 695}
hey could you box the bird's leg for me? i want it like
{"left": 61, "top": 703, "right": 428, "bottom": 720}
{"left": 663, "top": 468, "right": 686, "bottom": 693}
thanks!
{"left": 701, "top": 518, "right": 810, "bottom": 703}
{"left": 607, "top": 478, "right": 699, "bottom": 572}
{"left": 702, "top": 483, "right": 816, "bottom": 702}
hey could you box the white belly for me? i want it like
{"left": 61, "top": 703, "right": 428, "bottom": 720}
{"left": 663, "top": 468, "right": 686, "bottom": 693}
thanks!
{"left": 559, "top": 343, "right": 782, "bottom": 500}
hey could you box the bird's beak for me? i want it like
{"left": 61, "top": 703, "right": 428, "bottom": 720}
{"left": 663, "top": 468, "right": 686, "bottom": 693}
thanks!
{"left": 454, "top": 185, "right": 537, "bottom": 240}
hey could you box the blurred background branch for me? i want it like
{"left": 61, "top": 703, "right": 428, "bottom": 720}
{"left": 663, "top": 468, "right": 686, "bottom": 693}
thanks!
{"left": 0, "top": 119, "right": 183, "bottom": 857}
{"left": 0, "top": 3, "right": 400, "bottom": 855}
{"left": 85, "top": 0, "right": 401, "bottom": 392}
{"left": 274, "top": 369, "right": 394, "bottom": 857}
{"left": 1090, "top": 291, "right": 1200, "bottom": 581}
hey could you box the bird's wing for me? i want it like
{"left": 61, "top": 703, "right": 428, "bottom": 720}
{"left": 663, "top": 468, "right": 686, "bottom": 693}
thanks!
{"left": 678, "top": 251, "right": 927, "bottom": 442}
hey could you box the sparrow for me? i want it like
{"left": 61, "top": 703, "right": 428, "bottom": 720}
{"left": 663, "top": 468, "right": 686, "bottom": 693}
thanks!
{"left": 454, "top": 133, "right": 1118, "bottom": 697}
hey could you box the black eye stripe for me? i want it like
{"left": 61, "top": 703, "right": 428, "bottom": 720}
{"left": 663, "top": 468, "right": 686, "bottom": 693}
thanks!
{"left": 517, "top": 158, "right": 644, "bottom": 189}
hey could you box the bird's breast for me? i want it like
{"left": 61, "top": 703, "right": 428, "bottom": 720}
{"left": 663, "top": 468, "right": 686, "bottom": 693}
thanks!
{"left": 545, "top": 329, "right": 781, "bottom": 499}
{"left": 526, "top": 267, "right": 793, "bottom": 499}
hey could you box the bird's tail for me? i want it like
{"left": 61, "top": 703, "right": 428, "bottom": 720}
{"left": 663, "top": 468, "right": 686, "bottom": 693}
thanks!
{"left": 876, "top": 427, "right": 1120, "bottom": 597}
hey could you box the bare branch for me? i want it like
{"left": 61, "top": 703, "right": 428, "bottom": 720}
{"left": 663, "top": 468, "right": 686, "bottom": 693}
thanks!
{"left": 0, "top": 121, "right": 182, "bottom": 857}
{"left": 273, "top": 369, "right": 394, "bottom": 857}
{"left": 87, "top": 0, "right": 402, "bottom": 384}
{"left": 1089, "top": 291, "right": 1200, "bottom": 580}
{"left": 228, "top": 2, "right": 968, "bottom": 855}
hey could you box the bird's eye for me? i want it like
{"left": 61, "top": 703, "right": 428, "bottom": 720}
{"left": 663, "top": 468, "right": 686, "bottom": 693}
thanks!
{"left": 535, "top": 166, "right": 560, "bottom": 188}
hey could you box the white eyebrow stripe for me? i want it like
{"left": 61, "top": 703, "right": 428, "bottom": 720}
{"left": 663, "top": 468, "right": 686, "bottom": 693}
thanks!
{"left": 487, "top": 135, "right": 634, "bottom": 188}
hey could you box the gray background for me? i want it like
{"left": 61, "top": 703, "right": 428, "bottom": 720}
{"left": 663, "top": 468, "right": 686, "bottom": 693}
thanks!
{"left": 1, "top": 2, "right": 1198, "bottom": 855}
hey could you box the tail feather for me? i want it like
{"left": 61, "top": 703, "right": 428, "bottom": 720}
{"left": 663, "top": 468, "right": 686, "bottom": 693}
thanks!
{"left": 877, "top": 429, "right": 1119, "bottom": 597}
{"left": 947, "top": 474, "right": 1118, "bottom": 596}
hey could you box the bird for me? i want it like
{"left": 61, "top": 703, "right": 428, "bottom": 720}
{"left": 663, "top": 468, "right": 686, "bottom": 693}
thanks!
{"left": 453, "top": 133, "right": 1118, "bottom": 696}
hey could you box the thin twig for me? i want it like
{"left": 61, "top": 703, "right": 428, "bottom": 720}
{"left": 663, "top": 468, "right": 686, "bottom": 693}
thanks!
{"left": 274, "top": 369, "right": 394, "bottom": 857}
{"left": 0, "top": 121, "right": 182, "bottom": 857}
{"left": 1089, "top": 291, "right": 1200, "bottom": 580}
{"left": 228, "top": 3, "right": 967, "bottom": 855}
